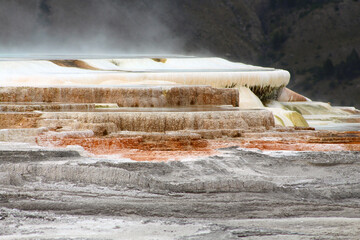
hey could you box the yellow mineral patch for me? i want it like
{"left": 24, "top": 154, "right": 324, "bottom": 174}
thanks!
{"left": 285, "top": 111, "right": 309, "bottom": 127}
{"left": 279, "top": 101, "right": 351, "bottom": 116}
{"left": 274, "top": 115, "right": 285, "bottom": 126}
{"left": 152, "top": 58, "right": 167, "bottom": 63}
{"left": 268, "top": 107, "right": 309, "bottom": 127}
{"left": 51, "top": 60, "right": 100, "bottom": 70}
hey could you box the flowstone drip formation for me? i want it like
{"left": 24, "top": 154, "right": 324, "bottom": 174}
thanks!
{"left": 0, "top": 57, "right": 359, "bottom": 160}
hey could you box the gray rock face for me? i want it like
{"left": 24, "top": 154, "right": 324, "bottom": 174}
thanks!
{"left": 0, "top": 146, "right": 359, "bottom": 239}
{"left": 1, "top": 147, "right": 359, "bottom": 216}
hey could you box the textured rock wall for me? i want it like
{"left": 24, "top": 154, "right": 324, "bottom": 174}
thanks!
{"left": 0, "top": 113, "right": 41, "bottom": 129}
{"left": 40, "top": 110, "right": 275, "bottom": 133}
{"left": 0, "top": 86, "right": 239, "bottom": 107}
{"left": 0, "top": 103, "right": 95, "bottom": 112}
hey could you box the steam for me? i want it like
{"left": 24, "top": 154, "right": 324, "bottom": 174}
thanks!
{"left": 0, "top": 0, "right": 184, "bottom": 55}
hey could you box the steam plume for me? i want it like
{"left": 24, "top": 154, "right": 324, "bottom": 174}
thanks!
{"left": 0, "top": 0, "right": 183, "bottom": 55}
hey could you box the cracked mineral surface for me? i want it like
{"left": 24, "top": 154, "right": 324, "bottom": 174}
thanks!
{"left": 0, "top": 144, "right": 360, "bottom": 239}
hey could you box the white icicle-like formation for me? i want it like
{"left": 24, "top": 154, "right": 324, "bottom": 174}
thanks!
{"left": 0, "top": 57, "right": 290, "bottom": 88}
{"left": 80, "top": 57, "right": 290, "bottom": 89}
{"left": 238, "top": 86, "right": 264, "bottom": 109}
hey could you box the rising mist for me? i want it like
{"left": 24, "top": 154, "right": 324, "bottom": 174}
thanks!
{"left": 0, "top": 0, "right": 184, "bottom": 55}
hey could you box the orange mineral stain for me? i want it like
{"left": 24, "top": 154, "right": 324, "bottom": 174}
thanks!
{"left": 35, "top": 130, "right": 360, "bottom": 161}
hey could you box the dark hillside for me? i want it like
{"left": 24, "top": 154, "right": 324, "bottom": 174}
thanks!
{"left": 256, "top": 0, "right": 360, "bottom": 107}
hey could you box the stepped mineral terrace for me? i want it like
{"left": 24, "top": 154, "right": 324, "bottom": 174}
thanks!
{"left": 0, "top": 56, "right": 359, "bottom": 160}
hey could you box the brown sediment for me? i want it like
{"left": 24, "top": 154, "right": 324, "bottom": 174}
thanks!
{"left": 50, "top": 60, "right": 100, "bottom": 70}
{"left": 151, "top": 58, "right": 167, "bottom": 63}
{"left": 0, "top": 113, "right": 41, "bottom": 129}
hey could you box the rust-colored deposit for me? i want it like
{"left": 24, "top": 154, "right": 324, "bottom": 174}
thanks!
{"left": 36, "top": 133, "right": 215, "bottom": 161}
{"left": 36, "top": 130, "right": 360, "bottom": 161}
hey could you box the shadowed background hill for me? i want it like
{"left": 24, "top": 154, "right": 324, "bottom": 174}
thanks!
{"left": 0, "top": 0, "right": 359, "bottom": 108}
{"left": 162, "top": 0, "right": 360, "bottom": 108}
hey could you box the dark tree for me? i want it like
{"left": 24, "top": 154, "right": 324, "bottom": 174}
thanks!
{"left": 322, "top": 58, "right": 335, "bottom": 77}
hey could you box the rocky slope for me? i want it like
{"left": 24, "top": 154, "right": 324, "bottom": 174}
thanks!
{"left": 1, "top": 146, "right": 360, "bottom": 239}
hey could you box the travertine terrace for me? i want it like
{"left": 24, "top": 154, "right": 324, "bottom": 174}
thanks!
{"left": 1, "top": 57, "right": 359, "bottom": 239}
{"left": 0, "top": 83, "right": 277, "bottom": 160}
{"left": 0, "top": 57, "right": 358, "bottom": 157}
{"left": 0, "top": 57, "right": 284, "bottom": 160}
